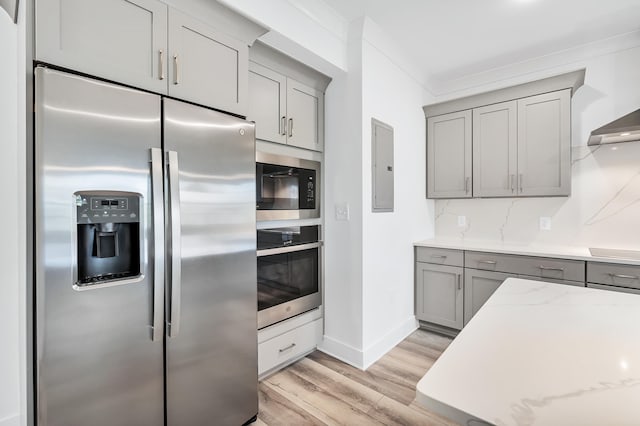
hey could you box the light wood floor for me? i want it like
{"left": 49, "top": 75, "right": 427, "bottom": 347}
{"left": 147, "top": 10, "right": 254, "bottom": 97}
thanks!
{"left": 257, "top": 329, "right": 456, "bottom": 425}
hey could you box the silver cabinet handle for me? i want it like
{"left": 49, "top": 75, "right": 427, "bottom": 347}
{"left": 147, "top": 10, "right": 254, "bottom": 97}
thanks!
{"left": 281, "top": 116, "right": 287, "bottom": 136}
{"left": 610, "top": 273, "right": 639, "bottom": 280}
{"left": 279, "top": 343, "right": 296, "bottom": 353}
{"left": 510, "top": 174, "right": 515, "bottom": 193}
{"left": 519, "top": 173, "right": 523, "bottom": 193}
{"left": 159, "top": 50, "right": 165, "bottom": 81}
{"left": 478, "top": 260, "right": 497, "bottom": 265}
{"left": 257, "top": 241, "right": 321, "bottom": 257}
{"left": 288, "top": 118, "right": 293, "bottom": 137}
{"left": 457, "top": 274, "right": 461, "bottom": 290}
{"left": 465, "top": 177, "right": 470, "bottom": 194}
{"left": 431, "top": 255, "right": 447, "bottom": 259}
{"left": 173, "top": 54, "right": 180, "bottom": 85}
{"left": 150, "top": 148, "right": 165, "bottom": 342}
{"left": 539, "top": 265, "right": 564, "bottom": 272}
{"left": 167, "top": 151, "right": 182, "bottom": 337}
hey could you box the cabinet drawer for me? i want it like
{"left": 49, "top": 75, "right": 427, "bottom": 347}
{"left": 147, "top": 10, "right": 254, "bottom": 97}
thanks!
{"left": 518, "top": 275, "right": 584, "bottom": 287}
{"left": 258, "top": 318, "right": 321, "bottom": 376}
{"left": 416, "top": 247, "right": 463, "bottom": 267}
{"left": 587, "top": 283, "right": 640, "bottom": 295}
{"left": 465, "top": 251, "right": 584, "bottom": 282}
{"left": 587, "top": 263, "right": 640, "bottom": 290}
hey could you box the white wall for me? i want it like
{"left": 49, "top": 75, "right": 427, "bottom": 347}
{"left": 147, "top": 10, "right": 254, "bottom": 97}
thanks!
{"left": 359, "top": 19, "right": 434, "bottom": 367}
{"left": 0, "top": 5, "right": 25, "bottom": 426}
{"left": 434, "top": 45, "right": 640, "bottom": 248}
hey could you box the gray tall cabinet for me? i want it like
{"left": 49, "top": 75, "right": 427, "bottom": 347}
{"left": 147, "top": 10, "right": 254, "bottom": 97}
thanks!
{"left": 424, "top": 71, "right": 584, "bottom": 199}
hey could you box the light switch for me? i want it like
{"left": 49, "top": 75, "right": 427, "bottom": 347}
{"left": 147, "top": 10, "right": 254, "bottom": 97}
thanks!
{"left": 335, "top": 203, "right": 350, "bottom": 221}
{"left": 457, "top": 215, "right": 466, "bottom": 227}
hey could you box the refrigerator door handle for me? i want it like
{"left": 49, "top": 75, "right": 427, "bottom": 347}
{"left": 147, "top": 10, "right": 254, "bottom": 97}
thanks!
{"left": 150, "top": 148, "right": 165, "bottom": 341}
{"left": 167, "top": 150, "right": 182, "bottom": 337}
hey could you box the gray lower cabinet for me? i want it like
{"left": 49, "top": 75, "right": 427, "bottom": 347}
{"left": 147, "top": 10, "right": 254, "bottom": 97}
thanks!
{"left": 517, "top": 90, "right": 571, "bottom": 196}
{"left": 248, "top": 63, "right": 324, "bottom": 151}
{"left": 427, "top": 111, "right": 472, "bottom": 198}
{"left": 36, "top": 0, "right": 169, "bottom": 94}
{"left": 168, "top": 8, "right": 248, "bottom": 116}
{"left": 463, "top": 269, "right": 510, "bottom": 325}
{"left": 416, "top": 263, "right": 464, "bottom": 330}
{"left": 587, "top": 283, "right": 640, "bottom": 295}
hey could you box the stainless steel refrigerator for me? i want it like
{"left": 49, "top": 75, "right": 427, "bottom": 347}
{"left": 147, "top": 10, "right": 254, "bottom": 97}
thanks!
{"left": 35, "top": 66, "right": 258, "bottom": 426}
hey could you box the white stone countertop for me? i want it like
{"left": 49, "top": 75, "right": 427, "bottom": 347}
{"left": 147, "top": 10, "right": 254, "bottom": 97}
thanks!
{"left": 416, "top": 278, "right": 640, "bottom": 425}
{"left": 414, "top": 238, "right": 640, "bottom": 266}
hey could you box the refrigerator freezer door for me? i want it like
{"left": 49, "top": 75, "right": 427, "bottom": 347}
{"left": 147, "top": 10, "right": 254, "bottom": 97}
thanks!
{"left": 35, "top": 67, "right": 164, "bottom": 426}
{"left": 163, "top": 98, "right": 258, "bottom": 425}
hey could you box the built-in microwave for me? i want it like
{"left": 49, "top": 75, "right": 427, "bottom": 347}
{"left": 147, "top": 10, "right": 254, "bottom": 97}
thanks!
{"left": 257, "top": 225, "right": 321, "bottom": 329}
{"left": 256, "top": 152, "right": 320, "bottom": 221}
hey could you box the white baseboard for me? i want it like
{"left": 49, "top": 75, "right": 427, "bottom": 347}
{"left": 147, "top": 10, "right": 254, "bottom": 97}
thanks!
{"left": 318, "top": 316, "right": 419, "bottom": 370}
{"left": 362, "top": 316, "right": 418, "bottom": 369}
{"left": 317, "top": 335, "right": 364, "bottom": 369}
{"left": 0, "top": 413, "right": 20, "bottom": 426}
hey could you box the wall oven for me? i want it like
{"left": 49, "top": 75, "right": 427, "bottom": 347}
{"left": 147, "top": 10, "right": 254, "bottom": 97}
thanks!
{"left": 256, "top": 152, "right": 320, "bottom": 221}
{"left": 257, "top": 225, "right": 321, "bottom": 329}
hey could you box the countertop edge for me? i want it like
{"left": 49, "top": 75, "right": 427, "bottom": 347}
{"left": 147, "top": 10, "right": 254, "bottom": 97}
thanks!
{"left": 413, "top": 240, "right": 640, "bottom": 266}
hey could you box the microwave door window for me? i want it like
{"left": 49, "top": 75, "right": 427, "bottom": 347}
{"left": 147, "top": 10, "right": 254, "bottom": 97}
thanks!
{"left": 256, "top": 163, "right": 300, "bottom": 210}
{"left": 257, "top": 248, "right": 319, "bottom": 311}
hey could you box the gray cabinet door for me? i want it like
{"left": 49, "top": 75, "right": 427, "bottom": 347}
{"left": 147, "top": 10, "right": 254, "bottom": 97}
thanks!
{"left": 427, "top": 110, "right": 472, "bottom": 198}
{"left": 464, "top": 269, "right": 510, "bottom": 325}
{"left": 473, "top": 101, "right": 517, "bottom": 197}
{"left": 36, "top": 0, "right": 168, "bottom": 94}
{"left": 248, "top": 62, "right": 287, "bottom": 144}
{"left": 168, "top": 9, "right": 248, "bottom": 116}
{"left": 517, "top": 89, "right": 571, "bottom": 196}
{"left": 416, "top": 263, "right": 463, "bottom": 330}
{"left": 286, "top": 79, "right": 324, "bottom": 151}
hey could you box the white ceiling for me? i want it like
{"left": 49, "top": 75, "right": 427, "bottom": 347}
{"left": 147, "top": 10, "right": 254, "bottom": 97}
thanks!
{"left": 321, "top": 0, "right": 640, "bottom": 85}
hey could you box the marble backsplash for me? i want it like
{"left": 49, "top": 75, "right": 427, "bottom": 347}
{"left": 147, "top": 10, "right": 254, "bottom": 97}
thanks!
{"left": 435, "top": 142, "right": 640, "bottom": 249}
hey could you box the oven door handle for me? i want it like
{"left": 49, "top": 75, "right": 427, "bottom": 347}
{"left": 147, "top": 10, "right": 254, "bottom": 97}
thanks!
{"left": 257, "top": 241, "right": 322, "bottom": 257}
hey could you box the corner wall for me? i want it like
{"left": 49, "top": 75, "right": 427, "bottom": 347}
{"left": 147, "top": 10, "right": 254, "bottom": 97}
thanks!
{"left": 359, "top": 20, "right": 434, "bottom": 367}
{"left": 434, "top": 45, "right": 640, "bottom": 248}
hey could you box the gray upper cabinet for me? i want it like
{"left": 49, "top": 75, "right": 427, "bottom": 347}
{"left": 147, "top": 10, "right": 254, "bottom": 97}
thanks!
{"left": 287, "top": 80, "right": 324, "bottom": 151}
{"left": 248, "top": 64, "right": 325, "bottom": 151}
{"left": 416, "top": 263, "right": 464, "bottom": 330}
{"left": 36, "top": 0, "right": 169, "bottom": 94}
{"left": 472, "top": 101, "right": 517, "bottom": 197}
{"left": 36, "top": 0, "right": 250, "bottom": 115}
{"left": 168, "top": 9, "right": 248, "bottom": 116}
{"left": 427, "top": 110, "right": 472, "bottom": 198}
{"left": 517, "top": 89, "right": 571, "bottom": 196}
{"left": 248, "top": 62, "right": 287, "bottom": 144}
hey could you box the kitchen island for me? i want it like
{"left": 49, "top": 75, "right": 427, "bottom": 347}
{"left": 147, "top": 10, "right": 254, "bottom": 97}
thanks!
{"left": 416, "top": 278, "right": 640, "bottom": 425}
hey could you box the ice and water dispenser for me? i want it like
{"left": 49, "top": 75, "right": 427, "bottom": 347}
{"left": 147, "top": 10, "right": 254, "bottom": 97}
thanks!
{"left": 74, "top": 191, "right": 142, "bottom": 287}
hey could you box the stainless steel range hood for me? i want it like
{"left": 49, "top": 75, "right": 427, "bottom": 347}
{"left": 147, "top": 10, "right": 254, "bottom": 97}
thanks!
{"left": 588, "top": 108, "right": 640, "bottom": 145}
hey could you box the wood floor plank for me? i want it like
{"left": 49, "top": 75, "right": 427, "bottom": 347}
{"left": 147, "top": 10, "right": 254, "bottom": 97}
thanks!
{"left": 287, "top": 357, "right": 385, "bottom": 414}
{"left": 266, "top": 368, "right": 387, "bottom": 425}
{"left": 258, "top": 380, "right": 324, "bottom": 426}
{"left": 308, "top": 350, "right": 419, "bottom": 405}
{"left": 257, "top": 329, "right": 456, "bottom": 425}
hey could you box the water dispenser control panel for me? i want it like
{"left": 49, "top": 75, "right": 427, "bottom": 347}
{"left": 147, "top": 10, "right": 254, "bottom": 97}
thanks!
{"left": 76, "top": 193, "right": 140, "bottom": 224}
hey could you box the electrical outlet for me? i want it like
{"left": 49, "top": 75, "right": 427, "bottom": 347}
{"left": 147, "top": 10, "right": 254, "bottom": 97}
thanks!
{"left": 335, "top": 203, "right": 350, "bottom": 221}
{"left": 539, "top": 216, "right": 551, "bottom": 231}
{"left": 457, "top": 215, "right": 466, "bottom": 227}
